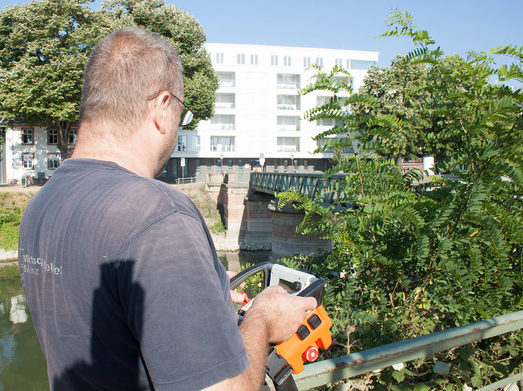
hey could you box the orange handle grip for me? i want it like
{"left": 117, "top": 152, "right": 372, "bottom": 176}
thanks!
{"left": 274, "top": 305, "right": 332, "bottom": 374}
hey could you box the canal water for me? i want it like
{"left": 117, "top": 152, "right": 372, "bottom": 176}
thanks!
{"left": 0, "top": 251, "right": 269, "bottom": 390}
{"left": 0, "top": 266, "right": 48, "bottom": 390}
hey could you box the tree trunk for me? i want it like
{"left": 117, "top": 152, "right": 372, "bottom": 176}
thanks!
{"left": 56, "top": 121, "right": 73, "bottom": 160}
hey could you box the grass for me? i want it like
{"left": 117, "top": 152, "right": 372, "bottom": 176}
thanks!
{"left": 0, "top": 192, "right": 32, "bottom": 251}
{"left": 211, "top": 220, "right": 226, "bottom": 234}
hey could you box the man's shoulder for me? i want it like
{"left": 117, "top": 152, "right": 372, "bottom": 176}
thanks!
{"left": 39, "top": 159, "right": 201, "bottom": 220}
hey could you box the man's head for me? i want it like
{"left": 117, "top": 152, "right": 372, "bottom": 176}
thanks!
{"left": 79, "top": 27, "right": 184, "bottom": 134}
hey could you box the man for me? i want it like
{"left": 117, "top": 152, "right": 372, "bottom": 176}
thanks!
{"left": 19, "top": 27, "right": 316, "bottom": 390}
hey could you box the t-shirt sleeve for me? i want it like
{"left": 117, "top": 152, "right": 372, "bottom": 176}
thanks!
{"left": 116, "top": 210, "right": 249, "bottom": 391}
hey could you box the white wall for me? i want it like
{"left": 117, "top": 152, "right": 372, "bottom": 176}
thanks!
{"left": 5, "top": 126, "right": 59, "bottom": 183}
{"left": 173, "top": 43, "right": 379, "bottom": 162}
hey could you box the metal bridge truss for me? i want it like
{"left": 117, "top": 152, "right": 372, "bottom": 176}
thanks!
{"left": 250, "top": 172, "right": 351, "bottom": 207}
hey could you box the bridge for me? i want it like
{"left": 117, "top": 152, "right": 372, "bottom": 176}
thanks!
{"left": 249, "top": 172, "right": 348, "bottom": 204}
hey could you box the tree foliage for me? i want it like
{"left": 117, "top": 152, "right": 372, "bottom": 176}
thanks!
{"left": 0, "top": 0, "right": 217, "bottom": 158}
{"left": 278, "top": 11, "right": 522, "bottom": 390}
{"left": 0, "top": 0, "right": 107, "bottom": 158}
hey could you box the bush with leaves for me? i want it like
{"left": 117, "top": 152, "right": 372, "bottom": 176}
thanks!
{"left": 278, "top": 11, "right": 522, "bottom": 390}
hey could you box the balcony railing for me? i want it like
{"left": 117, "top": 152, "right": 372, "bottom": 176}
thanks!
{"left": 277, "top": 104, "right": 300, "bottom": 111}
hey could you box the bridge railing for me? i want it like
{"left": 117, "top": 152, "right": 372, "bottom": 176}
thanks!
{"left": 268, "top": 311, "right": 523, "bottom": 390}
{"left": 250, "top": 172, "right": 349, "bottom": 204}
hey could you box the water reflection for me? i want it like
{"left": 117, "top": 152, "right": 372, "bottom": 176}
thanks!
{"left": 0, "top": 270, "right": 48, "bottom": 391}
{"left": 9, "top": 295, "right": 28, "bottom": 325}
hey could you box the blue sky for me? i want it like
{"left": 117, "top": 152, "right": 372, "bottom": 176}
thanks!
{"left": 0, "top": 0, "right": 521, "bottom": 67}
{"left": 170, "top": 0, "right": 522, "bottom": 67}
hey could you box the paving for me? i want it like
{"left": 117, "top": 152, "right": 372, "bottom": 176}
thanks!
{"left": 0, "top": 184, "right": 43, "bottom": 193}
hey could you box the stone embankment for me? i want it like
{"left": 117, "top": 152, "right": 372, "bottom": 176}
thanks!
{"left": 0, "top": 249, "right": 17, "bottom": 265}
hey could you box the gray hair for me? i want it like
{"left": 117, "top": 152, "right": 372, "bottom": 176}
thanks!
{"left": 79, "top": 27, "right": 183, "bottom": 133}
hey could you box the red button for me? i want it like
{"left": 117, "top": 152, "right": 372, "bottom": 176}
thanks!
{"left": 303, "top": 346, "right": 319, "bottom": 362}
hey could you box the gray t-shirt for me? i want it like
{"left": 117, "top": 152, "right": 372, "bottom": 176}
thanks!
{"left": 19, "top": 159, "right": 248, "bottom": 390}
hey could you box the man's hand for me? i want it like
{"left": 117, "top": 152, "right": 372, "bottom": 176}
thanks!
{"left": 247, "top": 285, "right": 317, "bottom": 344}
{"left": 226, "top": 271, "right": 246, "bottom": 304}
{"left": 204, "top": 282, "right": 318, "bottom": 390}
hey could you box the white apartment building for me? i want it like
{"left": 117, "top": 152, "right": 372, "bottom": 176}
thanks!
{"left": 0, "top": 43, "right": 378, "bottom": 184}
{"left": 165, "top": 43, "right": 378, "bottom": 182}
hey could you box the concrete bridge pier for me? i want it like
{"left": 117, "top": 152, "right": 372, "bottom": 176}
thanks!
{"left": 238, "top": 192, "right": 273, "bottom": 251}
{"left": 268, "top": 200, "right": 332, "bottom": 262}
{"left": 216, "top": 176, "right": 332, "bottom": 259}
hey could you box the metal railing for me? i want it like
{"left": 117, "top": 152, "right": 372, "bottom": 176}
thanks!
{"left": 175, "top": 176, "right": 196, "bottom": 184}
{"left": 269, "top": 311, "right": 523, "bottom": 390}
{"left": 250, "top": 172, "right": 349, "bottom": 204}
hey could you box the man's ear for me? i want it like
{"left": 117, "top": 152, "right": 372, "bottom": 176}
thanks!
{"left": 152, "top": 92, "right": 171, "bottom": 134}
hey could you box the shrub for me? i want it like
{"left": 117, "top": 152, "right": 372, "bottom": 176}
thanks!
{"left": 277, "top": 12, "right": 522, "bottom": 389}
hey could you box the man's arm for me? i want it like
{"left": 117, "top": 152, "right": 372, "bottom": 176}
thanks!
{"left": 204, "top": 286, "right": 317, "bottom": 391}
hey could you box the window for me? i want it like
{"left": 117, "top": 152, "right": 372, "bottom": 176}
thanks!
{"left": 277, "top": 95, "right": 300, "bottom": 110}
{"left": 195, "top": 159, "right": 201, "bottom": 176}
{"left": 227, "top": 159, "right": 233, "bottom": 169}
{"left": 317, "top": 96, "right": 331, "bottom": 106}
{"left": 271, "top": 55, "right": 278, "bottom": 66}
{"left": 276, "top": 137, "right": 300, "bottom": 152}
{"left": 284, "top": 56, "right": 291, "bottom": 66}
{"left": 48, "top": 128, "right": 58, "bottom": 145}
{"left": 177, "top": 135, "right": 187, "bottom": 151}
{"left": 195, "top": 135, "right": 201, "bottom": 152}
{"left": 217, "top": 72, "right": 235, "bottom": 87}
{"left": 237, "top": 53, "right": 245, "bottom": 64}
{"left": 315, "top": 57, "right": 323, "bottom": 68}
{"left": 332, "top": 75, "right": 351, "bottom": 87}
{"left": 277, "top": 116, "right": 300, "bottom": 131}
{"left": 22, "top": 152, "right": 34, "bottom": 169}
{"left": 48, "top": 153, "right": 60, "bottom": 170}
{"left": 316, "top": 118, "right": 340, "bottom": 127}
{"left": 351, "top": 59, "right": 376, "bottom": 70}
{"left": 250, "top": 54, "right": 258, "bottom": 65}
{"left": 317, "top": 137, "right": 353, "bottom": 153}
{"left": 68, "top": 128, "right": 78, "bottom": 144}
{"left": 277, "top": 74, "right": 300, "bottom": 89}
{"left": 215, "top": 93, "right": 235, "bottom": 109}
{"left": 211, "top": 114, "right": 235, "bottom": 130}
{"left": 316, "top": 96, "right": 344, "bottom": 127}
{"left": 335, "top": 58, "right": 343, "bottom": 67}
{"left": 215, "top": 53, "right": 224, "bottom": 64}
{"left": 210, "top": 136, "right": 235, "bottom": 152}
{"left": 21, "top": 128, "right": 33, "bottom": 145}
{"left": 303, "top": 57, "right": 311, "bottom": 67}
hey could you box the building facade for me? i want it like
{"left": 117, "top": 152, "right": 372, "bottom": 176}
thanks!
{"left": 1, "top": 43, "right": 378, "bottom": 184}
{"left": 168, "top": 43, "right": 378, "bottom": 182}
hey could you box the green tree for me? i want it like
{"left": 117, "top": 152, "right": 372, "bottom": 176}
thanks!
{"left": 0, "top": 0, "right": 218, "bottom": 159}
{"left": 279, "top": 11, "right": 522, "bottom": 389}
{"left": 351, "top": 58, "right": 430, "bottom": 161}
{"left": 0, "top": 0, "right": 108, "bottom": 158}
